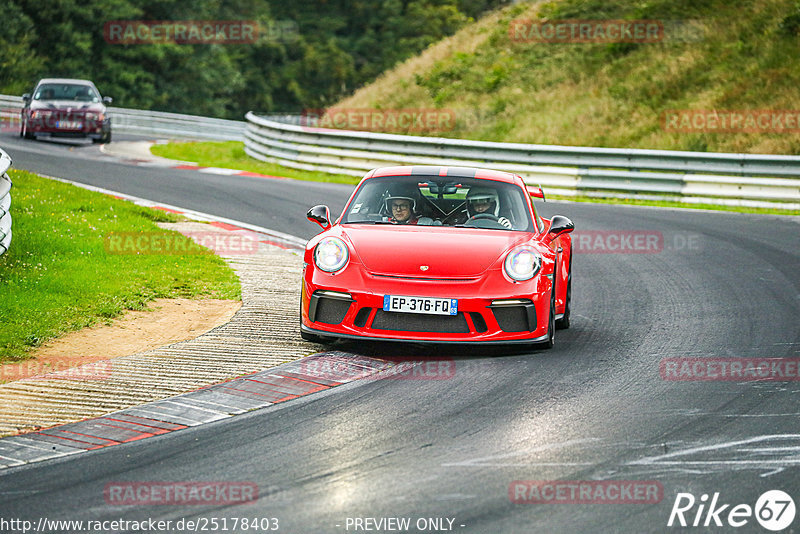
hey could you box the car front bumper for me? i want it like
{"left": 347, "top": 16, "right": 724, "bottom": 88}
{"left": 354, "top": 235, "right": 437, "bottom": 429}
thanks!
{"left": 25, "top": 115, "right": 109, "bottom": 138}
{"left": 301, "top": 264, "right": 554, "bottom": 344}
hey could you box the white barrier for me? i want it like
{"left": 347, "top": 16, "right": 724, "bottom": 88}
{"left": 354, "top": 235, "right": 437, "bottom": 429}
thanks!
{"left": 0, "top": 148, "right": 12, "bottom": 256}
{"left": 244, "top": 112, "right": 800, "bottom": 209}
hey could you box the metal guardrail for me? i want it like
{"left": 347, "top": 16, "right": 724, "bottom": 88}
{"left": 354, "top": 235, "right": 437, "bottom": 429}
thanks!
{"left": 244, "top": 112, "right": 800, "bottom": 209}
{"left": 2, "top": 92, "right": 798, "bottom": 208}
{"left": 0, "top": 148, "right": 12, "bottom": 256}
{"left": 1, "top": 95, "right": 244, "bottom": 141}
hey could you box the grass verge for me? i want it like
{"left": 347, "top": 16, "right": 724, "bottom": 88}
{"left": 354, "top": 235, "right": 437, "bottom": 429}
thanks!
{"left": 0, "top": 170, "right": 241, "bottom": 363}
{"left": 152, "top": 140, "right": 799, "bottom": 216}
{"left": 337, "top": 0, "right": 800, "bottom": 155}
{"left": 151, "top": 140, "right": 360, "bottom": 185}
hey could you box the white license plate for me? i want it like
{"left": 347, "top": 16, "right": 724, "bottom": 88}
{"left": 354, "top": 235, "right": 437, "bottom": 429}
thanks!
{"left": 56, "top": 121, "right": 82, "bottom": 129}
{"left": 383, "top": 295, "right": 457, "bottom": 315}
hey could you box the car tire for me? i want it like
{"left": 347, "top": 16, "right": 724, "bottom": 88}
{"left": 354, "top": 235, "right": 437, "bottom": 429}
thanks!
{"left": 556, "top": 259, "right": 571, "bottom": 330}
{"left": 93, "top": 131, "right": 111, "bottom": 144}
{"left": 535, "top": 286, "right": 556, "bottom": 350}
{"left": 22, "top": 120, "right": 34, "bottom": 140}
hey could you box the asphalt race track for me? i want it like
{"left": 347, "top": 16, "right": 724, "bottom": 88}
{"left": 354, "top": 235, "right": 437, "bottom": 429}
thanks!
{"left": 0, "top": 133, "right": 352, "bottom": 241}
{"left": 1, "top": 132, "right": 799, "bottom": 533}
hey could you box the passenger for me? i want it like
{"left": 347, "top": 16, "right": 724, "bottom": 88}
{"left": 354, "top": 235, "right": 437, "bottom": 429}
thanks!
{"left": 466, "top": 186, "right": 512, "bottom": 228}
{"left": 75, "top": 87, "right": 91, "bottom": 100}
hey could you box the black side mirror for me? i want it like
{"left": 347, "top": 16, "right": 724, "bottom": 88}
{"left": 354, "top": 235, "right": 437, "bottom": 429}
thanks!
{"left": 22, "top": 94, "right": 31, "bottom": 103}
{"left": 547, "top": 215, "right": 574, "bottom": 242}
{"left": 102, "top": 96, "right": 113, "bottom": 104}
{"left": 307, "top": 205, "right": 331, "bottom": 230}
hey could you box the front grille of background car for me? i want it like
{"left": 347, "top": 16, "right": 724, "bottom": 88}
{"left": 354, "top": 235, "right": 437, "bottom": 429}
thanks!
{"left": 371, "top": 310, "right": 470, "bottom": 333}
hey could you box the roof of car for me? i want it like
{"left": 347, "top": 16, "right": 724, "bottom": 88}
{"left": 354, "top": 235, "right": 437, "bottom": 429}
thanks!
{"left": 36, "top": 78, "right": 96, "bottom": 86}
{"left": 366, "top": 166, "right": 519, "bottom": 184}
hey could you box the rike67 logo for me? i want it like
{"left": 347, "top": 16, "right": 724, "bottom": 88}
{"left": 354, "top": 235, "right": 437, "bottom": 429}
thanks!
{"left": 668, "top": 490, "right": 796, "bottom": 531}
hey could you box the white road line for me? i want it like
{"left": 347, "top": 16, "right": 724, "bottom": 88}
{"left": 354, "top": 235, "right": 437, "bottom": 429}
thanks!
{"left": 197, "top": 167, "right": 242, "bottom": 175}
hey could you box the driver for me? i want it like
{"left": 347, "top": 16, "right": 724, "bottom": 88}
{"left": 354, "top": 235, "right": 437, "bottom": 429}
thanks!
{"left": 466, "top": 186, "right": 512, "bottom": 228}
{"left": 384, "top": 184, "right": 420, "bottom": 225}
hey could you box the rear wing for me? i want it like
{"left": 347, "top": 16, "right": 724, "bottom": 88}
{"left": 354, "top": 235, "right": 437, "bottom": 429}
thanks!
{"left": 527, "top": 185, "right": 546, "bottom": 202}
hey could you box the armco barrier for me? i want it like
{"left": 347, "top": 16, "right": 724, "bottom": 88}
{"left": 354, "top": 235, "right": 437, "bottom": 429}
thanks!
{"left": 244, "top": 112, "right": 800, "bottom": 209}
{"left": 0, "top": 148, "right": 12, "bottom": 256}
{"left": 1, "top": 94, "right": 244, "bottom": 141}
{"left": 3, "top": 91, "right": 798, "bottom": 208}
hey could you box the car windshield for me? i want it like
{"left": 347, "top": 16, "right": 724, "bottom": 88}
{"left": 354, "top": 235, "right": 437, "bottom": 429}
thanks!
{"left": 342, "top": 175, "right": 534, "bottom": 231}
{"left": 34, "top": 83, "right": 100, "bottom": 103}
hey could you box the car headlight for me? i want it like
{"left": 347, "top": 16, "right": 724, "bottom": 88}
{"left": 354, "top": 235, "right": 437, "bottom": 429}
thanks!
{"left": 314, "top": 237, "right": 349, "bottom": 272}
{"left": 86, "top": 112, "right": 98, "bottom": 121}
{"left": 504, "top": 247, "right": 541, "bottom": 281}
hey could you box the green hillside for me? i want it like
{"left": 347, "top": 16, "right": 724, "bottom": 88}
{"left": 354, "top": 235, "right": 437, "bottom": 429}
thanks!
{"left": 2, "top": 0, "right": 506, "bottom": 119}
{"left": 334, "top": 0, "right": 800, "bottom": 154}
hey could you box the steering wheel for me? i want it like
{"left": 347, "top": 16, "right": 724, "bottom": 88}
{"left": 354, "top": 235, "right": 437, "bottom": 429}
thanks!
{"left": 467, "top": 213, "right": 499, "bottom": 222}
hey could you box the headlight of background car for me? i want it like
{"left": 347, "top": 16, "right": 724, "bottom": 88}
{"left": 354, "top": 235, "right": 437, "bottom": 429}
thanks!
{"left": 504, "top": 247, "right": 541, "bottom": 281}
{"left": 314, "top": 237, "right": 349, "bottom": 272}
{"left": 85, "top": 112, "right": 98, "bottom": 121}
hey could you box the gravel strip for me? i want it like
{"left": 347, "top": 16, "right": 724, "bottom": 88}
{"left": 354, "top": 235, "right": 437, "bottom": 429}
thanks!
{"left": 0, "top": 222, "right": 320, "bottom": 436}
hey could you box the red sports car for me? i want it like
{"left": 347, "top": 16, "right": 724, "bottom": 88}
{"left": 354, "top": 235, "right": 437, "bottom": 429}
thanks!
{"left": 301, "top": 166, "right": 574, "bottom": 348}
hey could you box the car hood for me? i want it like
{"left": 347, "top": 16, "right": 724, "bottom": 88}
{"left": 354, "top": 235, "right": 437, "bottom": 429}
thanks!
{"left": 30, "top": 101, "right": 104, "bottom": 112}
{"left": 343, "top": 225, "right": 531, "bottom": 278}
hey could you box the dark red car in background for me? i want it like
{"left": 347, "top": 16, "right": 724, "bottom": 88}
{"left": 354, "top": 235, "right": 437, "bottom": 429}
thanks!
{"left": 20, "top": 78, "right": 112, "bottom": 143}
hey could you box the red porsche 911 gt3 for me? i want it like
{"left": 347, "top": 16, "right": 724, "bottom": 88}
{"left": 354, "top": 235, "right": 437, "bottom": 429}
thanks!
{"left": 301, "top": 166, "right": 574, "bottom": 348}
